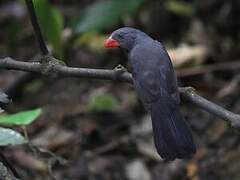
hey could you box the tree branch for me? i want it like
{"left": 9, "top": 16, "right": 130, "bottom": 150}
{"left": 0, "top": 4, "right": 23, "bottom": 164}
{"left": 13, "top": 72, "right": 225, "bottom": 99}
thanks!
{"left": 0, "top": 161, "right": 21, "bottom": 180}
{"left": 25, "top": 0, "right": 49, "bottom": 56}
{"left": 0, "top": 151, "right": 21, "bottom": 179}
{"left": 0, "top": 57, "right": 240, "bottom": 128}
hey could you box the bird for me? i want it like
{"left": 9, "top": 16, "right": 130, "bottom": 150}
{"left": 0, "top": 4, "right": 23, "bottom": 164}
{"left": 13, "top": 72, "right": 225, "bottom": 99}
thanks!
{"left": 104, "top": 27, "right": 196, "bottom": 160}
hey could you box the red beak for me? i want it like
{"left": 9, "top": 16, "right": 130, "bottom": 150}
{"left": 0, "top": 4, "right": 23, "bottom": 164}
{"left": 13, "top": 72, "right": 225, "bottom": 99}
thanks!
{"left": 104, "top": 38, "right": 120, "bottom": 48}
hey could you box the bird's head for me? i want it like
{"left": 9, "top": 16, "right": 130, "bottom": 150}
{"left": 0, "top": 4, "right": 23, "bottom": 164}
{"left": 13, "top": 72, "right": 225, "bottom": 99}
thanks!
{"left": 104, "top": 27, "right": 149, "bottom": 52}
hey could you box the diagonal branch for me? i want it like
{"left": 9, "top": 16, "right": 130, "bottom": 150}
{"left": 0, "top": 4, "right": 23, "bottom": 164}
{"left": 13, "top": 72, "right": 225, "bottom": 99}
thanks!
{"left": 25, "top": 0, "right": 49, "bottom": 56}
{"left": 0, "top": 151, "right": 21, "bottom": 179}
{"left": 0, "top": 161, "right": 20, "bottom": 180}
{"left": 0, "top": 57, "right": 240, "bottom": 128}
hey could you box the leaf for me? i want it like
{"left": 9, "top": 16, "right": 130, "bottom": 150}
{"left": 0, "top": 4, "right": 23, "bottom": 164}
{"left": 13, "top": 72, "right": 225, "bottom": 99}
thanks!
{"left": 88, "top": 94, "right": 119, "bottom": 112}
{"left": 33, "top": 0, "right": 64, "bottom": 58}
{"left": 0, "top": 108, "right": 42, "bottom": 126}
{"left": 0, "top": 127, "right": 27, "bottom": 146}
{"left": 165, "top": 1, "right": 194, "bottom": 17}
{"left": 74, "top": 0, "right": 144, "bottom": 34}
{"left": 0, "top": 91, "right": 10, "bottom": 104}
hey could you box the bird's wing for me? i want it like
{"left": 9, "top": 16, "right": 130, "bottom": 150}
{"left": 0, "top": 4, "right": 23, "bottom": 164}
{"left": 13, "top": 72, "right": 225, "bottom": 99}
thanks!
{"left": 157, "top": 43, "right": 180, "bottom": 104}
{"left": 134, "top": 70, "right": 176, "bottom": 106}
{"left": 130, "top": 41, "right": 180, "bottom": 110}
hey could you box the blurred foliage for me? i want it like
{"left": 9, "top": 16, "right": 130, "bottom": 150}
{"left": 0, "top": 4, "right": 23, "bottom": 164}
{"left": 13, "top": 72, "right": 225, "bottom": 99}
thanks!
{"left": 73, "top": 0, "right": 144, "bottom": 34}
{"left": 0, "top": 108, "right": 41, "bottom": 146}
{"left": 74, "top": 31, "right": 107, "bottom": 52}
{"left": 0, "top": 108, "right": 41, "bottom": 126}
{"left": 165, "top": 0, "right": 194, "bottom": 17}
{"left": 87, "top": 94, "right": 119, "bottom": 112}
{"left": 33, "top": 0, "right": 64, "bottom": 59}
{"left": 5, "top": 22, "right": 21, "bottom": 53}
{"left": 24, "top": 80, "right": 44, "bottom": 94}
{"left": 0, "top": 127, "right": 27, "bottom": 146}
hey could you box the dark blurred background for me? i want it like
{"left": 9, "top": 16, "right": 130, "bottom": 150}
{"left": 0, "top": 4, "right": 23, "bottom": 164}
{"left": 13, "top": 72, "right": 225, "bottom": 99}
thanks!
{"left": 0, "top": 0, "right": 240, "bottom": 179}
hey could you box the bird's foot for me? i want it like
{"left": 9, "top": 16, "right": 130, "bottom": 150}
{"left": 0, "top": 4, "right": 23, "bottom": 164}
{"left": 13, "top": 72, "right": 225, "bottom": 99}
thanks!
{"left": 114, "top": 64, "right": 127, "bottom": 74}
{"left": 114, "top": 64, "right": 128, "bottom": 80}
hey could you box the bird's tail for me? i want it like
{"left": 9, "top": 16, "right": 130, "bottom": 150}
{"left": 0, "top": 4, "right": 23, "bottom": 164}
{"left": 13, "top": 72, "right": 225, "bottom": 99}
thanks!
{"left": 150, "top": 99, "right": 196, "bottom": 160}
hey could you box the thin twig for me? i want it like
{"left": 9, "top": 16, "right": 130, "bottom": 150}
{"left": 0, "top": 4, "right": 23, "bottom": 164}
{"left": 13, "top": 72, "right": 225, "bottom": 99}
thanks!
{"left": 0, "top": 57, "right": 240, "bottom": 128}
{"left": 25, "top": 0, "right": 49, "bottom": 55}
{"left": 0, "top": 161, "right": 20, "bottom": 180}
{"left": 0, "top": 152, "right": 21, "bottom": 178}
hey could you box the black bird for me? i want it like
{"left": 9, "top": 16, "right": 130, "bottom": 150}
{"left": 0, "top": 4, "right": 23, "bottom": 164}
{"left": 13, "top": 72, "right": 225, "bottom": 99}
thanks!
{"left": 104, "top": 27, "right": 196, "bottom": 160}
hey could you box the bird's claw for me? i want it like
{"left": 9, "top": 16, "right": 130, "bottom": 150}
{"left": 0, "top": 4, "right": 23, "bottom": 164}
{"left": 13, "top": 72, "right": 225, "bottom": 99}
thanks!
{"left": 114, "top": 64, "right": 127, "bottom": 74}
{"left": 113, "top": 64, "right": 128, "bottom": 80}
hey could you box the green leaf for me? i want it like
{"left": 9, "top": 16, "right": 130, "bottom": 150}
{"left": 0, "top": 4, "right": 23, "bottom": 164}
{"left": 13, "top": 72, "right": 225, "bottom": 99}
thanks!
{"left": 33, "top": 0, "right": 64, "bottom": 58}
{"left": 0, "top": 108, "right": 42, "bottom": 126}
{"left": 0, "top": 127, "right": 27, "bottom": 146}
{"left": 88, "top": 94, "right": 119, "bottom": 112}
{"left": 74, "top": 0, "right": 143, "bottom": 34}
{"left": 165, "top": 1, "right": 194, "bottom": 17}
